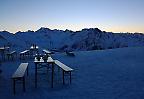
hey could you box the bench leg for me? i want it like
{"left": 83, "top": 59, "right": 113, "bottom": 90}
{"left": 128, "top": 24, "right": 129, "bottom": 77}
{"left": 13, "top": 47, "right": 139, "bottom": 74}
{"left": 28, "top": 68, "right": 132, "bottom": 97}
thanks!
{"left": 70, "top": 72, "right": 72, "bottom": 84}
{"left": 13, "top": 79, "right": 16, "bottom": 95}
{"left": 35, "top": 63, "right": 37, "bottom": 88}
{"left": 58, "top": 66, "right": 60, "bottom": 73}
{"left": 16, "top": 53, "right": 17, "bottom": 59}
{"left": 12, "top": 55, "right": 14, "bottom": 60}
{"left": 7, "top": 55, "right": 10, "bottom": 61}
{"left": 51, "top": 63, "right": 54, "bottom": 88}
{"left": 20, "top": 54, "right": 21, "bottom": 60}
{"left": 63, "top": 70, "right": 65, "bottom": 85}
{"left": 23, "top": 77, "right": 25, "bottom": 92}
{"left": 23, "top": 54, "right": 25, "bottom": 60}
{"left": 46, "top": 64, "right": 49, "bottom": 73}
{"left": 27, "top": 66, "right": 28, "bottom": 76}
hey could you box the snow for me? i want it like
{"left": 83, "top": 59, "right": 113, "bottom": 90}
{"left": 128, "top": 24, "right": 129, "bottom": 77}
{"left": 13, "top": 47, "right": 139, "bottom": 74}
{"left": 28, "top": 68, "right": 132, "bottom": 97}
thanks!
{"left": 0, "top": 47, "right": 144, "bottom": 99}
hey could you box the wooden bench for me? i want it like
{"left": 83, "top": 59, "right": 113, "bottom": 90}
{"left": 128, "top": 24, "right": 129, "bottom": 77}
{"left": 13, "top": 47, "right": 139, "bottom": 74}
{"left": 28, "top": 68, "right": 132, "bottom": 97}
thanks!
{"left": 20, "top": 50, "right": 30, "bottom": 60}
{"left": 7, "top": 51, "right": 17, "bottom": 60}
{"left": 0, "top": 61, "right": 2, "bottom": 74}
{"left": 55, "top": 60, "right": 73, "bottom": 84}
{"left": 12, "top": 63, "right": 28, "bottom": 94}
{"left": 43, "top": 49, "right": 52, "bottom": 55}
{"left": 66, "top": 51, "right": 75, "bottom": 57}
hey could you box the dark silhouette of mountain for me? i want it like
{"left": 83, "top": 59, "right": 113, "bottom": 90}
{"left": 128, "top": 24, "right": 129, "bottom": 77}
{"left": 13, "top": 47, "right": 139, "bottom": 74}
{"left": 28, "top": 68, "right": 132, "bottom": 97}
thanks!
{"left": 0, "top": 28, "right": 144, "bottom": 51}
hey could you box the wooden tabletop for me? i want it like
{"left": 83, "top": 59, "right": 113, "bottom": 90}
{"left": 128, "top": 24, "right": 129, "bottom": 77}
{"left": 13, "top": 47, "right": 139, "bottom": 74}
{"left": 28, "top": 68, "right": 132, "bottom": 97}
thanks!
{"left": 0, "top": 47, "right": 10, "bottom": 50}
{"left": 30, "top": 46, "right": 39, "bottom": 49}
{"left": 34, "top": 57, "right": 54, "bottom": 63}
{"left": 12, "top": 63, "right": 28, "bottom": 78}
{"left": 20, "top": 50, "right": 29, "bottom": 54}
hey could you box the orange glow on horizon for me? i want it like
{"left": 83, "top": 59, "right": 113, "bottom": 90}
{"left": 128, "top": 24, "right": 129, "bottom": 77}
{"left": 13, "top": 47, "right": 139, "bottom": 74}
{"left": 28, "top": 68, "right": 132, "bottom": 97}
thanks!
{"left": 1, "top": 24, "right": 144, "bottom": 33}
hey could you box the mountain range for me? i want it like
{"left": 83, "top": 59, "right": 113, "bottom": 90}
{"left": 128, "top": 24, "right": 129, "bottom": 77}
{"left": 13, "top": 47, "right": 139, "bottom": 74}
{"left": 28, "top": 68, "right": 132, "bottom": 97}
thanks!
{"left": 0, "top": 27, "right": 144, "bottom": 52}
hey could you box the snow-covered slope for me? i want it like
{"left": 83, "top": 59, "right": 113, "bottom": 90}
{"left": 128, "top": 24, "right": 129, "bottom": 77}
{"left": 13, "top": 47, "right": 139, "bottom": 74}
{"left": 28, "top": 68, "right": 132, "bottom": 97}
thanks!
{"left": 0, "top": 47, "right": 144, "bottom": 99}
{"left": 0, "top": 28, "right": 144, "bottom": 51}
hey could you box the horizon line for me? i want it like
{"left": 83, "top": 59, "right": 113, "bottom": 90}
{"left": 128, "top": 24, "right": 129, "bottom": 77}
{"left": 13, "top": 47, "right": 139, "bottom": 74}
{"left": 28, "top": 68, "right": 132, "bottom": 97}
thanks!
{"left": 0, "top": 27, "right": 144, "bottom": 34}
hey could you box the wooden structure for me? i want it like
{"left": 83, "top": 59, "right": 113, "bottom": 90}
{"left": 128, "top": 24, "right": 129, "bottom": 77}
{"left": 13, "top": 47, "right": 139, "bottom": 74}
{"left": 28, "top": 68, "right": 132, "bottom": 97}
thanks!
{"left": 30, "top": 46, "right": 39, "bottom": 57}
{"left": 43, "top": 49, "right": 52, "bottom": 55}
{"left": 7, "top": 51, "right": 17, "bottom": 60}
{"left": 12, "top": 63, "right": 29, "bottom": 94}
{"left": 66, "top": 51, "right": 75, "bottom": 57}
{"left": 55, "top": 60, "right": 73, "bottom": 84}
{"left": 0, "top": 46, "right": 10, "bottom": 61}
{"left": 20, "top": 50, "right": 30, "bottom": 60}
{"left": 34, "top": 57, "right": 55, "bottom": 88}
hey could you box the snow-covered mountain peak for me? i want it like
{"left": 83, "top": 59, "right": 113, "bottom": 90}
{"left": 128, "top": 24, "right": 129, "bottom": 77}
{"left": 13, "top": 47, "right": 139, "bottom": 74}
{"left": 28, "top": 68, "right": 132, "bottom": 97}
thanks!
{"left": 0, "top": 28, "right": 144, "bottom": 51}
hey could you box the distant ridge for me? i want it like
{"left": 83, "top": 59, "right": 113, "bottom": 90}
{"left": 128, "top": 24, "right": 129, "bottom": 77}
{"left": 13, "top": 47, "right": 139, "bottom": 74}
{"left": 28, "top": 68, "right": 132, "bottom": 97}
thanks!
{"left": 0, "top": 27, "right": 143, "bottom": 34}
{"left": 0, "top": 27, "right": 144, "bottom": 51}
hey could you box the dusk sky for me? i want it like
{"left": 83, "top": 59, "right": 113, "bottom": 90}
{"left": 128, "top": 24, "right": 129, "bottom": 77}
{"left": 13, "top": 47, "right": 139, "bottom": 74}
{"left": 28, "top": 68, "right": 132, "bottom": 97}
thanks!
{"left": 0, "top": 0, "right": 144, "bottom": 33}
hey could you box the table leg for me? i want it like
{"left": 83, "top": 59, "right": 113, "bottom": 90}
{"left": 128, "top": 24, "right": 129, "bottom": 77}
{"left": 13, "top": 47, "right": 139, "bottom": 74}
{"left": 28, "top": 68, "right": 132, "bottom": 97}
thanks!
{"left": 23, "top": 77, "right": 26, "bottom": 92}
{"left": 63, "top": 70, "right": 65, "bottom": 84}
{"left": 13, "top": 79, "right": 16, "bottom": 95}
{"left": 70, "top": 72, "right": 72, "bottom": 84}
{"left": 3, "top": 50, "right": 5, "bottom": 61}
{"left": 35, "top": 63, "right": 37, "bottom": 88}
{"left": 19, "top": 54, "right": 21, "bottom": 60}
{"left": 27, "top": 66, "right": 29, "bottom": 76}
{"left": 51, "top": 62, "right": 54, "bottom": 88}
{"left": 22, "top": 54, "right": 23, "bottom": 60}
{"left": 47, "top": 63, "right": 49, "bottom": 73}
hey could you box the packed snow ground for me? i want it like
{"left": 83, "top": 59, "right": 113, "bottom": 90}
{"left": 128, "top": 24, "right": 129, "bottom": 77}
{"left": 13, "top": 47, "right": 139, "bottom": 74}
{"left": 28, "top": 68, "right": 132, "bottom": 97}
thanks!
{"left": 0, "top": 47, "right": 144, "bottom": 99}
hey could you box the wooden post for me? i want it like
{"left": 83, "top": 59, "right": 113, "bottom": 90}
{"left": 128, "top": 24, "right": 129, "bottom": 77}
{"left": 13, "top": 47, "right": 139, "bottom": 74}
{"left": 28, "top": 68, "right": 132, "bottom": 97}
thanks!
{"left": 23, "top": 77, "right": 25, "bottom": 92}
{"left": 27, "top": 66, "right": 28, "bottom": 76}
{"left": 63, "top": 70, "right": 65, "bottom": 84}
{"left": 12, "top": 54, "right": 14, "bottom": 60}
{"left": 2, "top": 50, "right": 5, "bottom": 61}
{"left": 13, "top": 79, "right": 16, "bottom": 95}
{"left": 7, "top": 54, "right": 10, "bottom": 60}
{"left": 51, "top": 62, "right": 54, "bottom": 88}
{"left": 46, "top": 63, "right": 49, "bottom": 74}
{"left": 35, "top": 63, "right": 37, "bottom": 88}
{"left": 58, "top": 66, "right": 60, "bottom": 73}
{"left": 20, "top": 54, "right": 21, "bottom": 60}
{"left": 70, "top": 72, "right": 72, "bottom": 84}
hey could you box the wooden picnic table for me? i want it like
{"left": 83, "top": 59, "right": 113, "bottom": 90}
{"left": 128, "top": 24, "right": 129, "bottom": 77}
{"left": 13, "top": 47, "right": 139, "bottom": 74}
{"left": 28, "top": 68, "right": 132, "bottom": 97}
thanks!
{"left": 0, "top": 47, "right": 10, "bottom": 60}
{"left": 30, "top": 46, "right": 39, "bottom": 50}
{"left": 7, "top": 51, "right": 17, "bottom": 60}
{"left": 0, "top": 47, "right": 10, "bottom": 50}
{"left": 20, "top": 50, "right": 30, "bottom": 59}
{"left": 34, "top": 57, "right": 55, "bottom": 88}
{"left": 30, "top": 46, "right": 39, "bottom": 56}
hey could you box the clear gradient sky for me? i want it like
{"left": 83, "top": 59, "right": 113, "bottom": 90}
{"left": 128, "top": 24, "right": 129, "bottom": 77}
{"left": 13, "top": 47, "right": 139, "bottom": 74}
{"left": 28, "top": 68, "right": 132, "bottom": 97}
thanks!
{"left": 0, "top": 0, "right": 144, "bottom": 33}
